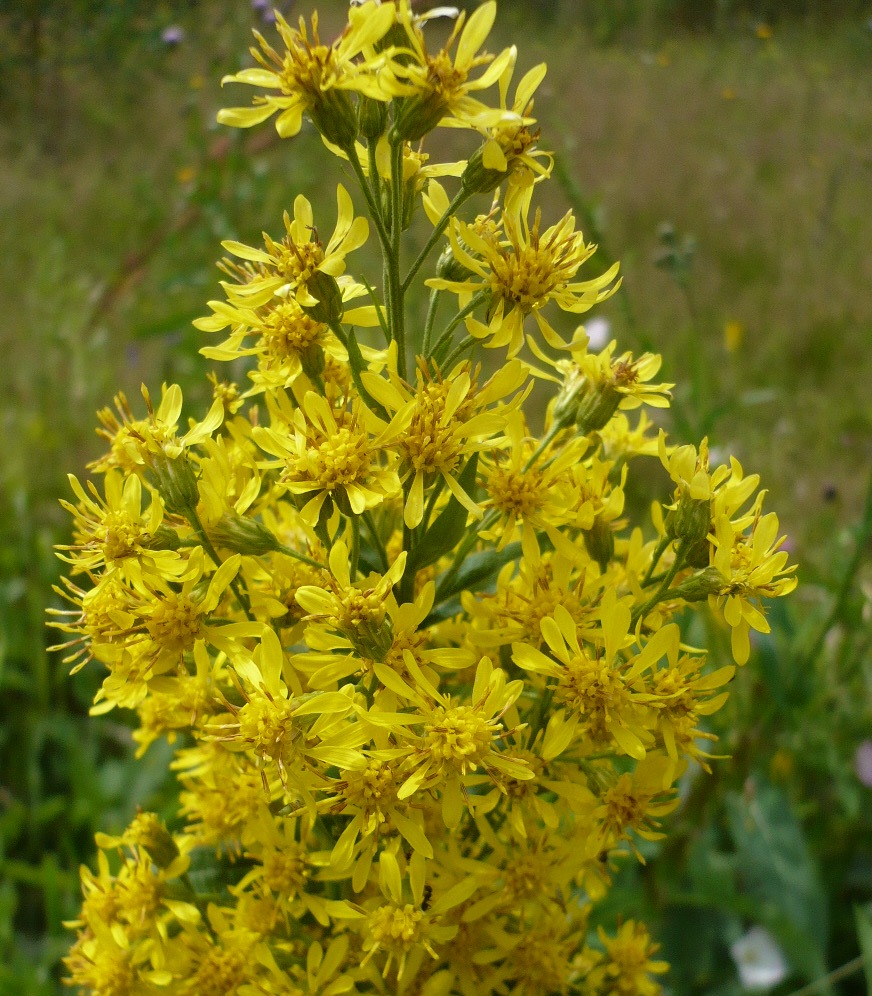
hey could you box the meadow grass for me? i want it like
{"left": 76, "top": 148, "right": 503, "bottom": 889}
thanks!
{"left": 0, "top": 2, "right": 870, "bottom": 992}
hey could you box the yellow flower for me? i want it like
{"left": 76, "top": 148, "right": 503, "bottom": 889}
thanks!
{"left": 370, "top": 654, "right": 533, "bottom": 830}
{"left": 386, "top": 1, "right": 516, "bottom": 141}
{"left": 513, "top": 592, "right": 676, "bottom": 760}
{"left": 217, "top": 4, "right": 397, "bottom": 147}
{"left": 588, "top": 920, "right": 669, "bottom": 996}
{"left": 428, "top": 198, "right": 621, "bottom": 357}
{"left": 57, "top": 471, "right": 183, "bottom": 579}
{"left": 255, "top": 390, "right": 400, "bottom": 524}
{"left": 365, "top": 356, "right": 527, "bottom": 528}
{"left": 359, "top": 848, "right": 478, "bottom": 982}
{"left": 218, "top": 186, "right": 369, "bottom": 318}
{"left": 710, "top": 510, "right": 797, "bottom": 664}
{"left": 460, "top": 49, "right": 552, "bottom": 206}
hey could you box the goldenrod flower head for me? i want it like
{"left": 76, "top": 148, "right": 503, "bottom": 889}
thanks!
{"left": 220, "top": 186, "right": 369, "bottom": 317}
{"left": 370, "top": 356, "right": 527, "bottom": 528}
{"left": 430, "top": 199, "right": 621, "bottom": 356}
{"left": 217, "top": 4, "right": 397, "bottom": 147}
{"left": 710, "top": 510, "right": 797, "bottom": 663}
{"left": 461, "top": 51, "right": 552, "bottom": 205}
{"left": 386, "top": 0, "right": 515, "bottom": 142}
{"left": 589, "top": 920, "right": 669, "bottom": 995}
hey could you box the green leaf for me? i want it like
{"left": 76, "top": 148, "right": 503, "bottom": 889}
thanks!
{"left": 855, "top": 904, "right": 872, "bottom": 994}
{"left": 430, "top": 543, "right": 522, "bottom": 619}
{"left": 725, "top": 778, "right": 828, "bottom": 984}
{"left": 410, "top": 455, "right": 478, "bottom": 571}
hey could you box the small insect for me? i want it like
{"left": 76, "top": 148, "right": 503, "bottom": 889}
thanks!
{"left": 421, "top": 884, "right": 433, "bottom": 912}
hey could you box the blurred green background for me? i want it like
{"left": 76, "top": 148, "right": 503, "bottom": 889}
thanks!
{"left": 0, "top": 1, "right": 870, "bottom": 993}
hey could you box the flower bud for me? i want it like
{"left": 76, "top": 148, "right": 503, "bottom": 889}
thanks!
{"left": 358, "top": 95, "right": 388, "bottom": 141}
{"left": 671, "top": 566, "right": 727, "bottom": 602}
{"left": 140, "top": 525, "right": 183, "bottom": 551}
{"left": 300, "top": 341, "right": 326, "bottom": 383}
{"left": 583, "top": 516, "right": 615, "bottom": 572}
{"left": 128, "top": 812, "right": 180, "bottom": 869}
{"left": 210, "top": 511, "right": 280, "bottom": 556}
{"left": 461, "top": 143, "right": 506, "bottom": 196}
{"left": 390, "top": 93, "right": 448, "bottom": 144}
{"left": 301, "top": 271, "right": 344, "bottom": 325}
{"left": 308, "top": 89, "right": 359, "bottom": 151}
{"left": 150, "top": 451, "right": 200, "bottom": 515}
{"left": 672, "top": 487, "right": 711, "bottom": 549}
{"left": 575, "top": 383, "right": 622, "bottom": 435}
{"left": 436, "top": 243, "right": 473, "bottom": 283}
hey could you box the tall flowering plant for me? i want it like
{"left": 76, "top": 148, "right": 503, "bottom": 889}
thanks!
{"left": 53, "top": 3, "right": 796, "bottom": 993}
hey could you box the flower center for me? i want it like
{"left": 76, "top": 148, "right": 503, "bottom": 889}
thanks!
{"left": 146, "top": 594, "right": 204, "bottom": 653}
{"left": 237, "top": 696, "right": 298, "bottom": 762}
{"left": 425, "top": 705, "right": 495, "bottom": 773}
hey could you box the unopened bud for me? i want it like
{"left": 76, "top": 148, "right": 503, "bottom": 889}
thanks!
{"left": 150, "top": 451, "right": 199, "bottom": 515}
{"left": 308, "top": 90, "right": 358, "bottom": 151}
{"left": 210, "top": 511, "right": 279, "bottom": 556}
{"left": 140, "top": 525, "right": 183, "bottom": 551}
{"left": 129, "top": 813, "right": 180, "bottom": 869}
{"left": 390, "top": 93, "right": 448, "bottom": 144}
{"left": 436, "top": 243, "right": 473, "bottom": 283}
{"left": 300, "top": 341, "right": 326, "bottom": 382}
{"left": 672, "top": 566, "right": 727, "bottom": 602}
{"left": 575, "top": 383, "right": 622, "bottom": 435}
{"left": 358, "top": 95, "right": 388, "bottom": 141}
{"left": 583, "top": 516, "right": 615, "bottom": 572}
{"left": 301, "top": 271, "right": 344, "bottom": 325}
{"left": 461, "top": 143, "right": 506, "bottom": 196}
{"left": 673, "top": 488, "right": 711, "bottom": 548}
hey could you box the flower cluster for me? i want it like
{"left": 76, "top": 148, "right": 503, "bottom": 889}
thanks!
{"left": 55, "top": 3, "right": 796, "bottom": 994}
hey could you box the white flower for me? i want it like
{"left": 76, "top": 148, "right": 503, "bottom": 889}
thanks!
{"left": 730, "top": 926, "right": 788, "bottom": 991}
{"left": 584, "top": 316, "right": 611, "bottom": 351}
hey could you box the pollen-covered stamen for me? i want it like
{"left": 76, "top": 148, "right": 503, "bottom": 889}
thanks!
{"left": 264, "top": 227, "right": 325, "bottom": 286}
{"left": 367, "top": 902, "right": 435, "bottom": 971}
{"left": 146, "top": 594, "right": 205, "bottom": 653}
{"left": 189, "top": 947, "right": 248, "bottom": 996}
{"left": 486, "top": 464, "right": 545, "bottom": 517}
{"left": 340, "top": 760, "right": 399, "bottom": 826}
{"left": 556, "top": 651, "right": 632, "bottom": 737}
{"left": 236, "top": 696, "right": 299, "bottom": 763}
{"left": 425, "top": 705, "right": 499, "bottom": 774}
{"left": 260, "top": 843, "right": 310, "bottom": 897}
{"left": 400, "top": 377, "right": 477, "bottom": 475}
{"left": 291, "top": 425, "right": 374, "bottom": 493}
{"left": 261, "top": 303, "right": 326, "bottom": 361}
{"left": 491, "top": 210, "right": 591, "bottom": 312}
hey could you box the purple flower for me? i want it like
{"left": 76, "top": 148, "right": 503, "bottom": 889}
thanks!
{"left": 161, "top": 25, "right": 185, "bottom": 46}
{"left": 855, "top": 740, "right": 872, "bottom": 788}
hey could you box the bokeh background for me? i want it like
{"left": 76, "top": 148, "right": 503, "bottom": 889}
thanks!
{"left": 1, "top": 0, "right": 871, "bottom": 992}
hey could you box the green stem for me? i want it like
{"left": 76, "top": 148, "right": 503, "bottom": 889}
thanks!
{"left": 350, "top": 516, "right": 360, "bottom": 582}
{"left": 187, "top": 506, "right": 253, "bottom": 619}
{"left": 419, "top": 476, "right": 445, "bottom": 536}
{"left": 348, "top": 143, "right": 390, "bottom": 256}
{"left": 522, "top": 421, "right": 565, "bottom": 473}
{"left": 641, "top": 534, "right": 671, "bottom": 587}
{"left": 435, "top": 509, "right": 500, "bottom": 601}
{"left": 431, "top": 290, "right": 489, "bottom": 364}
{"left": 362, "top": 510, "right": 389, "bottom": 573}
{"left": 630, "top": 540, "right": 688, "bottom": 629}
{"left": 441, "top": 334, "right": 476, "bottom": 372}
{"left": 785, "top": 957, "right": 866, "bottom": 996}
{"left": 421, "top": 289, "right": 440, "bottom": 357}
{"left": 389, "top": 138, "right": 406, "bottom": 379}
{"left": 800, "top": 467, "right": 872, "bottom": 669}
{"left": 274, "top": 544, "right": 327, "bottom": 571}
{"left": 402, "top": 187, "right": 470, "bottom": 293}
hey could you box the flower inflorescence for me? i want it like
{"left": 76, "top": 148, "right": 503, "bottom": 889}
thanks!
{"left": 55, "top": 3, "right": 796, "bottom": 993}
